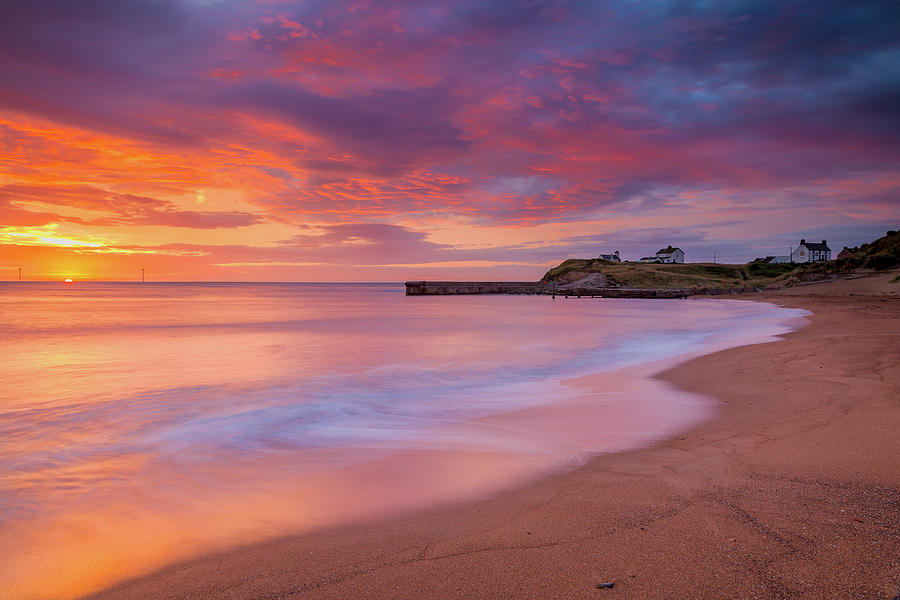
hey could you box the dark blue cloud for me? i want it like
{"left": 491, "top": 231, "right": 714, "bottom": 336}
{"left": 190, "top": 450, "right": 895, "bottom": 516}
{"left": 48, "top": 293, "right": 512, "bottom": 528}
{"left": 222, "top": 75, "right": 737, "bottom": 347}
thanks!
{"left": 225, "top": 81, "right": 469, "bottom": 165}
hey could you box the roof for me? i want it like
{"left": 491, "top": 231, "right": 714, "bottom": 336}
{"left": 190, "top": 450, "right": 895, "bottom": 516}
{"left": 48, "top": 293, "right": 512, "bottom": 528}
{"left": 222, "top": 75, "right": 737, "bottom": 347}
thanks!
{"left": 656, "top": 246, "right": 683, "bottom": 255}
{"left": 800, "top": 241, "right": 830, "bottom": 251}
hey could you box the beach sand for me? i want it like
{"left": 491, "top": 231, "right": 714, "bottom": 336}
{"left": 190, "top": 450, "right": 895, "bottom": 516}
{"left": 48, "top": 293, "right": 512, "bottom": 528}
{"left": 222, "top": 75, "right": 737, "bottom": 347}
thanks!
{"left": 86, "top": 274, "right": 900, "bottom": 600}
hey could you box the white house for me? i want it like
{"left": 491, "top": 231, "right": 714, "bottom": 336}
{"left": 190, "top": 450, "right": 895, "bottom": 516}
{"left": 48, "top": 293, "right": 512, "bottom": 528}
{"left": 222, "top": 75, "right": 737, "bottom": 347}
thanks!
{"left": 654, "top": 246, "right": 685, "bottom": 263}
{"left": 639, "top": 246, "right": 685, "bottom": 264}
{"left": 598, "top": 250, "right": 621, "bottom": 262}
{"left": 791, "top": 239, "right": 831, "bottom": 263}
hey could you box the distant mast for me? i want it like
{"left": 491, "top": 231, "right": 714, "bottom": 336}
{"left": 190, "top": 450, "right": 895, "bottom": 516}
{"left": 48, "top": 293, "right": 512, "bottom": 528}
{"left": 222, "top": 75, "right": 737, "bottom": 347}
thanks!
{"left": 141, "top": 268, "right": 145, "bottom": 282}
{"left": 18, "top": 267, "right": 22, "bottom": 281}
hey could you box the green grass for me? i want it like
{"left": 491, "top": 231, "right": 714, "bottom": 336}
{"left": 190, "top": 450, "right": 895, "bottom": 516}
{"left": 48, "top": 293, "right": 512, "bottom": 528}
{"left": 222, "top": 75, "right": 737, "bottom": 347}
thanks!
{"left": 542, "top": 261, "right": 791, "bottom": 289}
{"left": 542, "top": 258, "right": 614, "bottom": 281}
{"left": 745, "top": 262, "right": 796, "bottom": 278}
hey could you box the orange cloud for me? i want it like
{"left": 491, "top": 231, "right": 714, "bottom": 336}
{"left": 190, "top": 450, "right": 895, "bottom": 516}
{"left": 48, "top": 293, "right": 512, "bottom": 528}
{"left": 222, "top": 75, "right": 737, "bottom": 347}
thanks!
{"left": 0, "top": 225, "right": 205, "bottom": 255}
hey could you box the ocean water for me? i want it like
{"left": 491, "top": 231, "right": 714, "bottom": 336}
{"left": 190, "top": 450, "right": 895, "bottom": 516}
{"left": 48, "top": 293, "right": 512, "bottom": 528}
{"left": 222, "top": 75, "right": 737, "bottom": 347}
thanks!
{"left": 0, "top": 282, "right": 808, "bottom": 599}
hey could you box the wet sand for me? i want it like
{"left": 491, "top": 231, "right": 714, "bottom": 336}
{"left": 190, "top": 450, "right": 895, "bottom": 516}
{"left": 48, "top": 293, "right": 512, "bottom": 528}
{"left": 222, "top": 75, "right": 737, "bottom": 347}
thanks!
{"left": 87, "top": 274, "right": 900, "bottom": 600}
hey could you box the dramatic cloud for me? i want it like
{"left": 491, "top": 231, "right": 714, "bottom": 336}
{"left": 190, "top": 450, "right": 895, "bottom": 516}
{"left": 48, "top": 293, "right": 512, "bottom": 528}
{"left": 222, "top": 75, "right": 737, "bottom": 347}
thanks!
{"left": 0, "top": 0, "right": 897, "bottom": 279}
{"left": 0, "top": 184, "right": 262, "bottom": 228}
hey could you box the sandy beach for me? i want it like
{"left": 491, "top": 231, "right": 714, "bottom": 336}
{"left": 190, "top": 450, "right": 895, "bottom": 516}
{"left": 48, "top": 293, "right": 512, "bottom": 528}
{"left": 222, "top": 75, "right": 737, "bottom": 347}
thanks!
{"left": 86, "top": 274, "right": 899, "bottom": 600}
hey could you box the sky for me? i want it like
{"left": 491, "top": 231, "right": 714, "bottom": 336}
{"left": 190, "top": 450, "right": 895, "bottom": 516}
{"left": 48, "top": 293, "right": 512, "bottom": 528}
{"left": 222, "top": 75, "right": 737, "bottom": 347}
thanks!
{"left": 0, "top": 0, "right": 898, "bottom": 281}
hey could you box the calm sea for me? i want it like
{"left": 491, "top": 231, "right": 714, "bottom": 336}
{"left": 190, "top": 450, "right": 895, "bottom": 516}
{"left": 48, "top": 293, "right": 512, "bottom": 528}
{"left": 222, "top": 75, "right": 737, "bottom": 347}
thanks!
{"left": 0, "top": 282, "right": 807, "bottom": 598}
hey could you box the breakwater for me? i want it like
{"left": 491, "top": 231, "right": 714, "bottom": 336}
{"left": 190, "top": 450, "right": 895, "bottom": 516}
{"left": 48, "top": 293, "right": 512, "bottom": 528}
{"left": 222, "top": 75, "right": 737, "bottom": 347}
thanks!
{"left": 405, "top": 281, "right": 700, "bottom": 298}
{"left": 405, "top": 281, "right": 546, "bottom": 295}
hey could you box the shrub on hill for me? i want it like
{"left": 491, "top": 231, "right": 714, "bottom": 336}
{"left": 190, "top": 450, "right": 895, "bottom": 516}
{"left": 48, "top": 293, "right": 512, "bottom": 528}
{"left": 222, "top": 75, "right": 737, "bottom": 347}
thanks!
{"left": 863, "top": 251, "right": 897, "bottom": 270}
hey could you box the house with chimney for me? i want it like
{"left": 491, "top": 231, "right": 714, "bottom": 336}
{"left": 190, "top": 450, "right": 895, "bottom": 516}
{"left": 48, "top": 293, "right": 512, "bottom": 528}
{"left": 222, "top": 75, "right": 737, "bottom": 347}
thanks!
{"left": 640, "top": 246, "right": 685, "bottom": 263}
{"left": 791, "top": 239, "right": 831, "bottom": 263}
{"left": 642, "top": 245, "right": 685, "bottom": 263}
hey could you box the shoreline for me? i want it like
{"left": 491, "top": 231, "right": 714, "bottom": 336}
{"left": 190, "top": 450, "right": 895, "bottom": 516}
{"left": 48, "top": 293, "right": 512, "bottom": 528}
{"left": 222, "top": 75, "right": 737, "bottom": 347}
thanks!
{"left": 86, "top": 275, "right": 900, "bottom": 599}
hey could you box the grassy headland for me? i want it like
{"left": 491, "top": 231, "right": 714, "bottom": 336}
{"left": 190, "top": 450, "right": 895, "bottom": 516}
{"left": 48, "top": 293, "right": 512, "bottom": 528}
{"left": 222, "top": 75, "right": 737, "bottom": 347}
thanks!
{"left": 543, "top": 230, "right": 899, "bottom": 290}
{"left": 542, "top": 259, "right": 795, "bottom": 289}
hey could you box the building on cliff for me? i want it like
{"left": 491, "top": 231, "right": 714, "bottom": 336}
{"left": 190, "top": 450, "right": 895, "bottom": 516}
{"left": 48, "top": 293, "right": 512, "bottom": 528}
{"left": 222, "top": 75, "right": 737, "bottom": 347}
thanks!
{"left": 791, "top": 239, "right": 831, "bottom": 263}
{"left": 598, "top": 250, "right": 621, "bottom": 262}
{"left": 640, "top": 246, "right": 685, "bottom": 263}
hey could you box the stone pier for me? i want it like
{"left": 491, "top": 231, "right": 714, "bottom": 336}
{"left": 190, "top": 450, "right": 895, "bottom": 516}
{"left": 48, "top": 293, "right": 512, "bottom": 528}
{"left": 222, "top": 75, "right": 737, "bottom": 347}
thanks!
{"left": 404, "top": 281, "right": 546, "bottom": 295}
{"left": 404, "top": 281, "right": 695, "bottom": 298}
